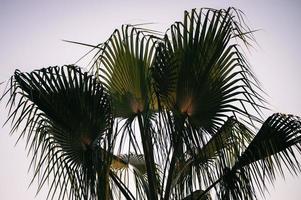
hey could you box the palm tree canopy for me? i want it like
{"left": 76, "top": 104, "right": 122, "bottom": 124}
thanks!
{"left": 1, "top": 7, "right": 301, "bottom": 200}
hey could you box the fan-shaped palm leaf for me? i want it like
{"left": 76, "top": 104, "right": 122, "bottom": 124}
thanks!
{"left": 216, "top": 113, "right": 301, "bottom": 200}
{"left": 152, "top": 8, "right": 265, "bottom": 199}
{"left": 171, "top": 117, "right": 253, "bottom": 189}
{"left": 91, "top": 24, "right": 161, "bottom": 199}
{"left": 152, "top": 7, "right": 264, "bottom": 133}
{"left": 93, "top": 25, "right": 157, "bottom": 118}
{"left": 4, "top": 65, "right": 113, "bottom": 200}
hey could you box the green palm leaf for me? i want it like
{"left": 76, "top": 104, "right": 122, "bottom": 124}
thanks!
{"left": 152, "top": 8, "right": 265, "bottom": 199}
{"left": 152, "top": 8, "right": 264, "bottom": 133}
{"left": 91, "top": 24, "right": 162, "bottom": 199}
{"left": 237, "top": 113, "right": 301, "bottom": 168}
{"left": 93, "top": 25, "right": 157, "bottom": 118}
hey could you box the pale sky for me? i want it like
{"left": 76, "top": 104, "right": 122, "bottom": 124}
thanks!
{"left": 0, "top": 0, "right": 301, "bottom": 199}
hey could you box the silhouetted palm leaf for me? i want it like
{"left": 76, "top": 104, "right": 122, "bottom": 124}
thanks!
{"left": 152, "top": 7, "right": 264, "bottom": 133}
{"left": 91, "top": 24, "right": 161, "bottom": 199}
{"left": 4, "top": 65, "right": 113, "bottom": 200}
{"left": 171, "top": 117, "right": 253, "bottom": 189}
{"left": 216, "top": 113, "right": 301, "bottom": 200}
{"left": 152, "top": 8, "right": 265, "bottom": 200}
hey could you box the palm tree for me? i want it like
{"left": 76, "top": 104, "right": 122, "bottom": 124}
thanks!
{"left": 2, "top": 7, "right": 301, "bottom": 200}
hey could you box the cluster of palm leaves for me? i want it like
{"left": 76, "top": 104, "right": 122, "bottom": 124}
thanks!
{"left": 2, "top": 7, "right": 301, "bottom": 200}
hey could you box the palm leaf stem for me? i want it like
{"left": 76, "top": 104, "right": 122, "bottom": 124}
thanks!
{"left": 163, "top": 114, "right": 186, "bottom": 200}
{"left": 109, "top": 170, "right": 135, "bottom": 200}
{"left": 96, "top": 149, "right": 111, "bottom": 200}
{"left": 137, "top": 113, "right": 159, "bottom": 200}
{"left": 163, "top": 149, "right": 178, "bottom": 200}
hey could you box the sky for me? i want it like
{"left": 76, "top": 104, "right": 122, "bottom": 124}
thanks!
{"left": 0, "top": 0, "right": 301, "bottom": 199}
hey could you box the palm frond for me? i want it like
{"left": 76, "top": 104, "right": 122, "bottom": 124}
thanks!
{"left": 152, "top": 7, "right": 265, "bottom": 134}
{"left": 172, "top": 117, "right": 253, "bottom": 189}
{"left": 90, "top": 24, "right": 165, "bottom": 199}
{"left": 92, "top": 25, "right": 157, "bottom": 118}
{"left": 152, "top": 8, "right": 265, "bottom": 199}
{"left": 4, "top": 65, "right": 113, "bottom": 200}
{"left": 217, "top": 113, "right": 301, "bottom": 199}
{"left": 237, "top": 113, "right": 301, "bottom": 168}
